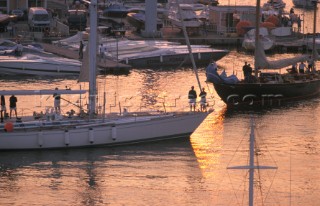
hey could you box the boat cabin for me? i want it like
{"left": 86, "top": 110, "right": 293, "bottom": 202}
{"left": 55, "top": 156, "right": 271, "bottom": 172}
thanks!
{"left": 208, "top": 5, "right": 256, "bottom": 34}
{"left": 259, "top": 72, "right": 284, "bottom": 83}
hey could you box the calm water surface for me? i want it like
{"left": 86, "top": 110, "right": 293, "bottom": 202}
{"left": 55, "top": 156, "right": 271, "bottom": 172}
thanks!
{"left": 1, "top": 0, "right": 320, "bottom": 205}
{"left": 0, "top": 49, "right": 319, "bottom": 205}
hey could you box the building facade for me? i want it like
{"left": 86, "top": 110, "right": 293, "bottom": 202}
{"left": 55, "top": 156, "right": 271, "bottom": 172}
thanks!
{"left": 0, "top": 0, "right": 48, "bottom": 14}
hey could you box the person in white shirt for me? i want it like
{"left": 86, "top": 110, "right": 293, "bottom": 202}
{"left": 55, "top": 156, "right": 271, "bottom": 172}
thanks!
{"left": 298, "top": 62, "right": 306, "bottom": 74}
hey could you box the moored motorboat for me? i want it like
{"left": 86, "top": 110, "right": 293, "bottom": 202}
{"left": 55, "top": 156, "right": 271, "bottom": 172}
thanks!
{"left": 104, "top": 39, "right": 229, "bottom": 68}
{"left": 103, "top": 2, "right": 128, "bottom": 18}
{"left": 242, "top": 27, "right": 275, "bottom": 51}
{"left": 167, "top": 3, "right": 203, "bottom": 32}
{"left": 53, "top": 33, "right": 229, "bottom": 68}
{"left": 0, "top": 54, "right": 81, "bottom": 76}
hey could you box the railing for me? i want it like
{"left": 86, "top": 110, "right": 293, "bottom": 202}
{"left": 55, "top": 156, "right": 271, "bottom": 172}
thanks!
{"left": 52, "top": 17, "right": 69, "bottom": 36}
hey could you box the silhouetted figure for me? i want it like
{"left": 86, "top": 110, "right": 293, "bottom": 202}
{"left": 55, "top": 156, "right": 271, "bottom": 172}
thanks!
{"left": 9, "top": 95, "right": 17, "bottom": 118}
{"left": 1, "top": 95, "right": 6, "bottom": 122}
{"left": 53, "top": 88, "right": 61, "bottom": 113}
{"left": 188, "top": 86, "right": 197, "bottom": 111}
{"left": 199, "top": 88, "right": 207, "bottom": 112}
{"left": 299, "top": 62, "right": 306, "bottom": 74}
{"left": 79, "top": 41, "right": 84, "bottom": 59}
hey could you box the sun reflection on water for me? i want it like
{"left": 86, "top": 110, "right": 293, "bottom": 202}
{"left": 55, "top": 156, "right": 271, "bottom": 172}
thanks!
{"left": 190, "top": 108, "right": 226, "bottom": 179}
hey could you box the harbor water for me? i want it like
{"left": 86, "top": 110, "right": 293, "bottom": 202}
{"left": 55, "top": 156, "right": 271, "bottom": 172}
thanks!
{"left": 0, "top": 49, "right": 320, "bottom": 205}
{"left": 1, "top": 0, "right": 320, "bottom": 205}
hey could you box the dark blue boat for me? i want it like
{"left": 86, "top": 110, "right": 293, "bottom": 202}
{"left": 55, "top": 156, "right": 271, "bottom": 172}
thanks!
{"left": 103, "top": 3, "right": 128, "bottom": 18}
{"left": 207, "top": 0, "right": 320, "bottom": 108}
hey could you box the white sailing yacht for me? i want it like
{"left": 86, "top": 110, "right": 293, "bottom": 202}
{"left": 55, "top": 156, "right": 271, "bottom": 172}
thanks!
{"left": 0, "top": 0, "right": 210, "bottom": 150}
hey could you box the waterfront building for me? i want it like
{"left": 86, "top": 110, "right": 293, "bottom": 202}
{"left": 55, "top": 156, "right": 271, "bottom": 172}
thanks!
{"left": 0, "top": 0, "right": 48, "bottom": 14}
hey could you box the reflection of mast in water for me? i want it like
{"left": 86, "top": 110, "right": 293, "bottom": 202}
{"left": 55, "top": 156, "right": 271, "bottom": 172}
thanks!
{"left": 79, "top": 160, "right": 102, "bottom": 205}
{"left": 139, "top": 70, "right": 162, "bottom": 110}
{"left": 227, "top": 117, "right": 277, "bottom": 206}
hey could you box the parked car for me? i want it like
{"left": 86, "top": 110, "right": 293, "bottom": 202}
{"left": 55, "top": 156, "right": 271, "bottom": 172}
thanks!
{"left": 28, "top": 7, "right": 50, "bottom": 31}
{"left": 11, "top": 9, "right": 25, "bottom": 20}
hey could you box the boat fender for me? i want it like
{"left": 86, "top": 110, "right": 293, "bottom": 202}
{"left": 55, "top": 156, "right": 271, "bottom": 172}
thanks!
{"left": 89, "top": 128, "right": 94, "bottom": 144}
{"left": 112, "top": 125, "right": 117, "bottom": 141}
{"left": 45, "top": 108, "right": 50, "bottom": 121}
{"left": 38, "top": 132, "right": 43, "bottom": 147}
{"left": 160, "top": 55, "right": 163, "bottom": 62}
{"left": 64, "top": 130, "right": 70, "bottom": 146}
{"left": 198, "top": 52, "right": 201, "bottom": 59}
{"left": 4, "top": 122, "right": 13, "bottom": 132}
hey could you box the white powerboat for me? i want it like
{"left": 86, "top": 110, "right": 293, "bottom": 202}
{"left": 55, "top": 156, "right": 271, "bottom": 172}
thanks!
{"left": 53, "top": 33, "right": 229, "bottom": 68}
{"left": 0, "top": 54, "right": 81, "bottom": 76}
{"left": 0, "top": 40, "right": 57, "bottom": 56}
{"left": 167, "top": 3, "right": 203, "bottom": 31}
{"left": 242, "top": 28, "right": 275, "bottom": 51}
{"left": 103, "top": 39, "right": 229, "bottom": 67}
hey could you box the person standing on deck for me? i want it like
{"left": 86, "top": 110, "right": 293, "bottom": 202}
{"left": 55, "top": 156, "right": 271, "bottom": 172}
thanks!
{"left": 307, "top": 56, "right": 313, "bottom": 73}
{"left": 242, "top": 62, "right": 249, "bottom": 80}
{"left": 297, "top": 15, "right": 301, "bottom": 32}
{"left": 53, "top": 88, "right": 61, "bottom": 114}
{"left": 188, "top": 86, "right": 197, "bottom": 112}
{"left": 199, "top": 88, "right": 207, "bottom": 112}
{"left": 79, "top": 41, "right": 84, "bottom": 59}
{"left": 9, "top": 95, "right": 17, "bottom": 119}
{"left": 1, "top": 95, "right": 6, "bottom": 122}
{"left": 299, "top": 61, "right": 306, "bottom": 74}
{"left": 99, "top": 43, "right": 104, "bottom": 62}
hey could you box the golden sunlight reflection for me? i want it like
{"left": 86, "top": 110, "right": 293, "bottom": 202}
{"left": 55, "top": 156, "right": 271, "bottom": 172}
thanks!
{"left": 190, "top": 108, "right": 226, "bottom": 178}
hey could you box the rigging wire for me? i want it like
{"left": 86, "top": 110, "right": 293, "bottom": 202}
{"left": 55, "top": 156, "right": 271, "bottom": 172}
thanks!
{"left": 255, "top": 139, "right": 265, "bottom": 206}
{"left": 204, "top": 81, "right": 215, "bottom": 107}
{"left": 226, "top": 126, "right": 250, "bottom": 167}
{"left": 176, "top": 0, "right": 202, "bottom": 91}
{"left": 255, "top": 120, "right": 279, "bottom": 205}
{"left": 226, "top": 125, "right": 250, "bottom": 205}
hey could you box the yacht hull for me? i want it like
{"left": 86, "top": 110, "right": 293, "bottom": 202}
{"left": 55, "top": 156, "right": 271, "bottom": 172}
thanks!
{"left": 212, "top": 80, "right": 320, "bottom": 107}
{"left": 169, "top": 18, "right": 202, "bottom": 30}
{"left": 121, "top": 50, "right": 229, "bottom": 68}
{"left": 0, "top": 112, "right": 209, "bottom": 150}
{"left": 0, "top": 58, "right": 80, "bottom": 76}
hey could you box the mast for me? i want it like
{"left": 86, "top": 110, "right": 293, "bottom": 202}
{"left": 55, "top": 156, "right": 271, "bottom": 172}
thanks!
{"left": 177, "top": 0, "right": 202, "bottom": 90}
{"left": 88, "top": 0, "right": 98, "bottom": 118}
{"left": 312, "top": 0, "right": 318, "bottom": 68}
{"left": 254, "top": 0, "right": 261, "bottom": 78}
